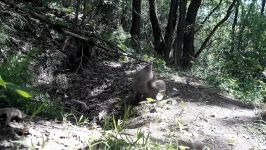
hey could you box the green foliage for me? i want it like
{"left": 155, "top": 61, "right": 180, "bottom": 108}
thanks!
{"left": 0, "top": 75, "right": 63, "bottom": 118}
{"left": 103, "top": 115, "right": 125, "bottom": 132}
{"left": 0, "top": 46, "right": 37, "bottom": 106}
{"left": 102, "top": 27, "right": 131, "bottom": 52}
{"left": 0, "top": 47, "right": 39, "bottom": 85}
{"left": 0, "top": 31, "right": 62, "bottom": 118}
{"left": 221, "top": 3, "right": 266, "bottom": 102}
{"left": 61, "top": 113, "right": 90, "bottom": 126}
{"left": 0, "top": 77, "right": 32, "bottom": 108}
{"left": 98, "top": 106, "right": 186, "bottom": 149}
{"left": 90, "top": 128, "right": 187, "bottom": 150}
{"left": 91, "top": 130, "right": 151, "bottom": 150}
{"left": 194, "top": 1, "right": 266, "bottom": 103}
{"left": 103, "top": 105, "right": 134, "bottom": 132}
{"left": 0, "top": 75, "right": 32, "bottom": 99}
{"left": 29, "top": 94, "right": 64, "bottom": 118}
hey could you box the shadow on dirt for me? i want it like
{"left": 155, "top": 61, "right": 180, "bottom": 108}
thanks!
{"left": 165, "top": 80, "right": 255, "bottom": 110}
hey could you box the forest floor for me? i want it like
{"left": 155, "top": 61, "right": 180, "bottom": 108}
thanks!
{"left": 0, "top": 1, "right": 266, "bottom": 149}
{"left": 2, "top": 66, "right": 266, "bottom": 149}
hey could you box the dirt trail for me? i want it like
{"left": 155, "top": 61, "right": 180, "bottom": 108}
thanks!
{"left": 125, "top": 77, "right": 266, "bottom": 150}
{"left": 0, "top": 2, "right": 265, "bottom": 148}
{"left": 1, "top": 63, "right": 265, "bottom": 150}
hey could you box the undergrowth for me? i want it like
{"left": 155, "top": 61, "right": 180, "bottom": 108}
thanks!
{"left": 0, "top": 25, "right": 63, "bottom": 118}
{"left": 89, "top": 106, "right": 187, "bottom": 150}
{"left": 191, "top": 54, "right": 266, "bottom": 104}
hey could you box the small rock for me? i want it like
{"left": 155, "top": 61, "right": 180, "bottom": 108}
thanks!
{"left": 150, "top": 108, "right": 156, "bottom": 113}
{"left": 166, "top": 100, "right": 173, "bottom": 105}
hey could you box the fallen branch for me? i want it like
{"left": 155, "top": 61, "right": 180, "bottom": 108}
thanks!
{"left": 61, "top": 36, "right": 70, "bottom": 52}
{"left": 88, "top": 34, "right": 150, "bottom": 63}
{"left": 72, "top": 100, "right": 90, "bottom": 111}
{"left": 63, "top": 30, "right": 150, "bottom": 63}
{"left": 63, "top": 30, "right": 89, "bottom": 41}
{"left": 1, "top": 0, "right": 150, "bottom": 64}
{"left": 75, "top": 44, "right": 84, "bottom": 74}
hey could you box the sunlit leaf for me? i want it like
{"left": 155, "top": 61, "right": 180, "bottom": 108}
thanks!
{"left": 15, "top": 89, "right": 32, "bottom": 98}
{"left": 256, "top": 64, "right": 263, "bottom": 70}
{"left": 179, "top": 145, "right": 189, "bottom": 150}
{"left": 0, "top": 76, "right": 6, "bottom": 87}
{"left": 146, "top": 97, "right": 155, "bottom": 103}
{"left": 227, "top": 138, "right": 236, "bottom": 146}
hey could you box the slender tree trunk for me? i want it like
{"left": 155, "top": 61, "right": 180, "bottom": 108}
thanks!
{"left": 75, "top": 0, "right": 81, "bottom": 26}
{"left": 262, "top": 0, "right": 266, "bottom": 16}
{"left": 62, "top": 0, "right": 72, "bottom": 7}
{"left": 236, "top": 3, "right": 245, "bottom": 52}
{"left": 81, "top": 0, "right": 87, "bottom": 26}
{"left": 195, "top": 0, "right": 237, "bottom": 58}
{"left": 121, "top": 0, "right": 130, "bottom": 31}
{"left": 148, "top": 0, "right": 165, "bottom": 55}
{"left": 237, "top": 1, "right": 254, "bottom": 52}
{"left": 175, "top": 0, "right": 187, "bottom": 67}
{"left": 130, "top": 0, "right": 142, "bottom": 51}
{"left": 164, "top": 0, "right": 179, "bottom": 61}
{"left": 182, "top": 0, "right": 202, "bottom": 69}
{"left": 195, "top": 0, "right": 222, "bottom": 34}
{"left": 230, "top": 0, "right": 239, "bottom": 52}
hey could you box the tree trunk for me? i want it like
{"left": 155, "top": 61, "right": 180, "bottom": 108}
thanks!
{"left": 262, "top": 0, "right": 266, "bottom": 16}
{"left": 148, "top": 0, "right": 165, "bottom": 55}
{"left": 237, "top": 1, "right": 254, "bottom": 52}
{"left": 182, "top": 0, "right": 202, "bottom": 69}
{"left": 175, "top": 0, "right": 187, "bottom": 67}
{"left": 130, "top": 0, "right": 142, "bottom": 51}
{"left": 121, "top": 0, "right": 130, "bottom": 32}
{"left": 62, "top": 0, "right": 72, "bottom": 7}
{"left": 81, "top": 0, "right": 87, "bottom": 26}
{"left": 74, "top": 0, "right": 81, "bottom": 26}
{"left": 230, "top": 0, "right": 239, "bottom": 52}
{"left": 164, "top": 0, "right": 179, "bottom": 61}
